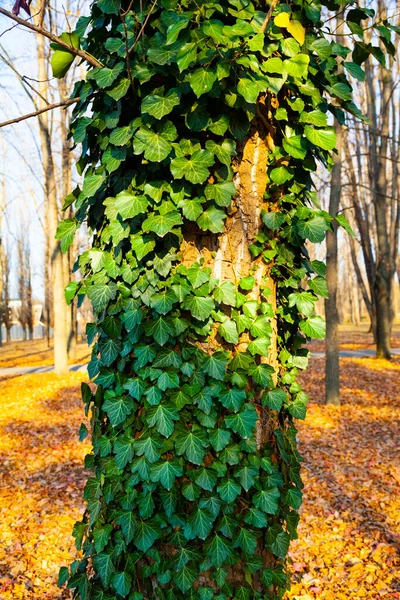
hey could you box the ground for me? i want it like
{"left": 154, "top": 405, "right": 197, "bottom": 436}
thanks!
{"left": 0, "top": 339, "right": 91, "bottom": 368}
{"left": 0, "top": 334, "right": 399, "bottom": 599}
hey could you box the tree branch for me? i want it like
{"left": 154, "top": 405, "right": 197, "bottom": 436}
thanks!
{"left": 0, "top": 7, "right": 102, "bottom": 69}
{"left": 260, "top": 0, "right": 279, "bottom": 34}
{"left": 0, "top": 97, "right": 79, "bottom": 129}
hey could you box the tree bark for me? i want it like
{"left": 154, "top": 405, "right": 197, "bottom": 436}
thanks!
{"left": 35, "top": 25, "right": 69, "bottom": 373}
{"left": 180, "top": 94, "right": 279, "bottom": 595}
{"left": 325, "top": 120, "right": 341, "bottom": 405}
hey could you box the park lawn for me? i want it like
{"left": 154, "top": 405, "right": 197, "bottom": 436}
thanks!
{"left": 0, "top": 360, "right": 398, "bottom": 599}
{"left": 0, "top": 340, "right": 91, "bottom": 368}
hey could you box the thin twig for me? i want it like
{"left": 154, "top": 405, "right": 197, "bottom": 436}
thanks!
{"left": 0, "top": 7, "right": 102, "bottom": 68}
{"left": 0, "top": 97, "right": 80, "bottom": 128}
{"left": 128, "top": 0, "right": 158, "bottom": 54}
{"left": 260, "top": 0, "right": 279, "bottom": 34}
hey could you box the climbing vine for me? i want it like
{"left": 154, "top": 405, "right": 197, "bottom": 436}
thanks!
{"left": 54, "top": 0, "right": 396, "bottom": 598}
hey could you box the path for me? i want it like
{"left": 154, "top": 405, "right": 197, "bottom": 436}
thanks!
{"left": 0, "top": 347, "right": 399, "bottom": 376}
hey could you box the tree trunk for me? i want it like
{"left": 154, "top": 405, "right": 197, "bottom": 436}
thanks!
{"left": 35, "top": 27, "right": 69, "bottom": 373}
{"left": 180, "top": 97, "right": 279, "bottom": 593}
{"left": 325, "top": 119, "right": 342, "bottom": 405}
{"left": 374, "top": 63, "right": 393, "bottom": 358}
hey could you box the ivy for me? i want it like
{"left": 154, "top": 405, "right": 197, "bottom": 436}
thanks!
{"left": 55, "top": 0, "right": 396, "bottom": 598}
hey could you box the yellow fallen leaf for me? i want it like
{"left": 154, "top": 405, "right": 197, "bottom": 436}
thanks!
{"left": 287, "top": 20, "right": 305, "bottom": 45}
{"left": 274, "top": 12, "right": 291, "bottom": 28}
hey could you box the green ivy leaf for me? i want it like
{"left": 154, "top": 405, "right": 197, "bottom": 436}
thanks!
{"left": 299, "top": 315, "right": 326, "bottom": 339}
{"left": 111, "top": 571, "right": 132, "bottom": 597}
{"left": 188, "top": 68, "right": 217, "bottom": 97}
{"left": 253, "top": 487, "right": 280, "bottom": 514}
{"left": 150, "top": 460, "right": 183, "bottom": 489}
{"left": 219, "top": 318, "right": 239, "bottom": 344}
{"left": 304, "top": 125, "right": 336, "bottom": 151}
{"left": 141, "top": 88, "right": 181, "bottom": 119}
{"left": 182, "top": 295, "right": 215, "bottom": 321}
{"left": 142, "top": 211, "right": 183, "bottom": 237}
{"left": 205, "top": 534, "right": 233, "bottom": 568}
{"left": 146, "top": 402, "right": 179, "bottom": 437}
{"left": 103, "top": 395, "right": 133, "bottom": 426}
{"left": 224, "top": 404, "right": 258, "bottom": 439}
{"left": 170, "top": 149, "right": 214, "bottom": 184}
{"left": 92, "top": 552, "right": 115, "bottom": 586}
{"left": 134, "top": 520, "right": 161, "bottom": 552}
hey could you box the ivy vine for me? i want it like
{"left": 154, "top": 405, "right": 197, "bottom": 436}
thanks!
{"left": 55, "top": 0, "right": 396, "bottom": 598}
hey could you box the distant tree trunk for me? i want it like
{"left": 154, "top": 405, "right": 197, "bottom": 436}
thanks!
{"left": 58, "top": 77, "right": 76, "bottom": 361}
{"left": 325, "top": 15, "right": 343, "bottom": 406}
{"left": 374, "top": 59, "right": 392, "bottom": 358}
{"left": 35, "top": 21, "right": 68, "bottom": 373}
{"left": 325, "top": 119, "right": 342, "bottom": 405}
{"left": 2, "top": 246, "right": 11, "bottom": 343}
{"left": 26, "top": 250, "right": 34, "bottom": 340}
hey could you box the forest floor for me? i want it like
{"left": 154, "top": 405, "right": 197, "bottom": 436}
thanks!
{"left": 0, "top": 339, "right": 91, "bottom": 369}
{"left": 0, "top": 340, "right": 399, "bottom": 599}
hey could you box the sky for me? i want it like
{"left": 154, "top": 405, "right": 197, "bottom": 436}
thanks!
{"left": 0, "top": 0, "right": 88, "bottom": 301}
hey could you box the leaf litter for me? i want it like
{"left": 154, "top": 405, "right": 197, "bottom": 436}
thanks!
{"left": 0, "top": 357, "right": 398, "bottom": 598}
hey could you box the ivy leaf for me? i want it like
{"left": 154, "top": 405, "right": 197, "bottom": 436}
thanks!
{"left": 219, "top": 388, "right": 246, "bottom": 412}
{"left": 99, "top": 338, "right": 122, "bottom": 366}
{"left": 175, "top": 428, "right": 208, "bottom": 465}
{"left": 146, "top": 402, "right": 179, "bottom": 437}
{"left": 270, "top": 166, "right": 293, "bottom": 185}
{"left": 92, "top": 552, "right": 115, "bottom": 586}
{"left": 205, "top": 534, "right": 233, "bottom": 568}
{"left": 234, "top": 528, "right": 259, "bottom": 554}
{"left": 150, "top": 460, "right": 183, "bottom": 489}
{"left": 134, "top": 520, "right": 161, "bottom": 552}
{"left": 111, "top": 571, "right": 132, "bottom": 597}
{"left": 174, "top": 565, "right": 198, "bottom": 592}
{"left": 209, "top": 428, "right": 231, "bottom": 452}
{"left": 196, "top": 206, "right": 226, "bottom": 233}
{"left": 282, "top": 135, "right": 307, "bottom": 160}
{"left": 219, "top": 318, "right": 239, "bottom": 344}
{"left": 189, "top": 68, "right": 217, "bottom": 97}
{"left": 141, "top": 88, "right": 181, "bottom": 119}
{"left": 114, "top": 437, "right": 134, "bottom": 469}
{"left": 308, "top": 276, "right": 329, "bottom": 298}
{"left": 142, "top": 211, "right": 182, "bottom": 237}
{"left": 299, "top": 315, "right": 326, "bottom": 339}
{"left": 182, "top": 295, "right": 215, "bottom": 321}
{"left": 93, "top": 525, "right": 113, "bottom": 553}
{"left": 150, "top": 289, "right": 178, "bottom": 314}
{"left": 114, "top": 191, "right": 148, "bottom": 220}
{"left": 304, "top": 125, "right": 336, "bottom": 151}
{"left": 144, "top": 317, "right": 175, "bottom": 345}
{"left": 134, "top": 436, "right": 162, "bottom": 463}
{"left": 244, "top": 507, "right": 268, "bottom": 528}
{"left": 224, "top": 403, "right": 258, "bottom": 439}
{"left": 237, "top": 77, "right": 260, "bottom": 103}
{"left": 56, "top": 218, "right": 77, "bottom": 253}
{"left": 205, "top": 181, "right": 236, "bottom": 206}
{"left": 170, "top": 149, "right": 214, "bottom": 184}
{"left": 234, "top": 465, "right": 258, "bottom": 492}
{"left": 297, "top": 216, "right": 330, "bottom": 242}
{"left": 117, "top": 511, "right": 136, "bottom": 544}
{"left": 266, "top": 525, "right": 290, "bottom": 559}
{"left": 194, "top": 467, "right": 217, "bottom": 491}
{"left": 201, "top": 351, "right": 228, "bottom": 381}
{"left": 262, "top": 388, "right": 287, "bottom": 411}
{"left": 187, "top": 508, "right": 214, "bottom": 541}
{"left": 216, "top": 478, "right": 241, "bottom": 503}
{"left": 103, "top": 396, "right": 133, "bottom": 426}
{"left": 253, "top": 487, "right": 280, "bottom": 514}
{"left": 213, "top": 281, "right": 236, "bottom": 306}
{"left": 134, "top": 127, "right": 172, "bottom": 162}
